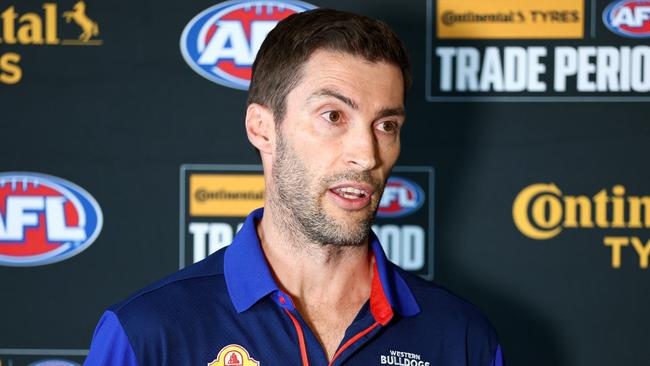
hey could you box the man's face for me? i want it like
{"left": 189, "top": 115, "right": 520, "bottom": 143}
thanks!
{"left": 270, "top": 50, "right": 405, "bottom": 246}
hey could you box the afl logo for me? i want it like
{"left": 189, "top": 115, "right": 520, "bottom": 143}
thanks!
{"left": 180, "top": 0, "right": 317, "bottom": 90}
{"left": 0, "top": 173, "right": 103, "bottom": 267}
{"left": 603, "top": 0, "right": 650, "bottom": 37}
{"left": 28, "top": 360, "right": 80, "bottom": 366}
{"left": 378, "top": 177, "right": 425, "bottom": 218}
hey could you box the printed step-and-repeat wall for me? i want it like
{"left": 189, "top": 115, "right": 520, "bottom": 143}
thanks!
{"left": 1, "top": 0, "right": 648, "bottom": 365}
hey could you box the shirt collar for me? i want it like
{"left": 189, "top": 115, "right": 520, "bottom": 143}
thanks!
{"left": 224, "top": 208, "right": 421, "bottom": 319}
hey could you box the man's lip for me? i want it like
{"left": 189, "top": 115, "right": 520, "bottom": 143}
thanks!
{"left": 328, "top": 182, "right": 375, "bottom": 196}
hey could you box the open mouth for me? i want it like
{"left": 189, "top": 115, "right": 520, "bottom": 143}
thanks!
{"left": 327, "top": 182, "right": 375, "bottom": 210}
{"left": 331, "top": 187, "right": 369, "bottom": 200}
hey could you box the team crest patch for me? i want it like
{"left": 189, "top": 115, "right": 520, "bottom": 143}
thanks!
{"left": 208, "top": 344, "right": 260, "bottom": 366}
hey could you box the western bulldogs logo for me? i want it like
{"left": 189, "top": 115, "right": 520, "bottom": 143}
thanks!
{"left": 180, "top": 0, "right": 316, "bottom": 89}
{"left": 0, "top": 172, "right": 103, "bottom": 267}
{"left": 603, "top": 0, "right": 650, "bottom": 38}
{"left": 378, "top": 177, "right": 425, "bottom": 218}
{"left": 208, "top": 344, "right": 260, "bottom": 366}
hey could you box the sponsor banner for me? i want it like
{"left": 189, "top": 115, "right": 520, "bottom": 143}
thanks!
{"left": 0, "top": 172, "right": 103, "bottom": 267}
{"left": 513, "top": 183, "right": 650, "bottom": 269}
{"left": 437, "top": 0, "right": 584, "bottom": 39}
{"left": 426, "top": 0, "right": 650, "bottom": 101}
{"left": 180, "top": 0, "right": 316, "bottom": 90}
{"left": 180, "top": 165, "right": 435, "bottom": 279}
{"left": 190, "top": 174, "right": 265, "bottom": 217}
{"left": 0, "top": 1, "right": 102, "bottom": 85}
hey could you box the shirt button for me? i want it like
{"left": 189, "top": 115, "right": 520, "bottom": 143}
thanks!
{"left": 279, "top": 296, "right": 286, "bottom": 304}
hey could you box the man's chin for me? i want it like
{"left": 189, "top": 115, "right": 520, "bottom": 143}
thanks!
{"left": 318, "top": 215, "right": 373, "bottom": 246}
{"left": 334, "top": 204, "right": 378, "bottom": 224}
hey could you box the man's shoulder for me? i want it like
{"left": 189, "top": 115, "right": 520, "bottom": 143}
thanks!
{"left": 108, "top": 247, "right": 230, "bottom": 320}
{"left": 88, "top": 248, "right": 237, "bottom": 364}
{"left": 397, "top": 268, "right": 497, "bottom": 337}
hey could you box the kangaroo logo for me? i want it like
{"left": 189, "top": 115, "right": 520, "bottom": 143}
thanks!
{"left": 63, "top": 1, "right": 99, "bottom": 42}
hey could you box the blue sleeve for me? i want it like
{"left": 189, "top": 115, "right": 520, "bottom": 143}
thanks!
{"left": 83, "top": 311, "right": 139, "bottom": 366}
{"left": 492, "top": 344, "right": 505, "bottom": 366}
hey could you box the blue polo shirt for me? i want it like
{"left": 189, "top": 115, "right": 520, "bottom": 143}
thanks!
{"left": 84, "top": 208, "right": 504, "bottom": 366}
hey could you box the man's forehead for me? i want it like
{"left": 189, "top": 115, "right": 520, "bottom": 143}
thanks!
{"left": 293, "top": 50, "right": 405, "bottom": 106}
{"left": 302, "top": 49, "right": 394, "bottom": 75}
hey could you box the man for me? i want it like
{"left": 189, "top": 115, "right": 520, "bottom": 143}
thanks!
{"left": 84, "top": 8, "right": 504, "bottom": 366}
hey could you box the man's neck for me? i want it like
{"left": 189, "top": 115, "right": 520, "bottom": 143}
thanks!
{"left": 257, "top": 207, "right": 373, "bottom": 360}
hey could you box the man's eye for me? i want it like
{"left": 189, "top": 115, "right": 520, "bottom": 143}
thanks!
{"left": 321, "top": 110, "right": 341, "bottom": 123}
{"left": 377, "top": 121, "right": 399, "bottom": 133}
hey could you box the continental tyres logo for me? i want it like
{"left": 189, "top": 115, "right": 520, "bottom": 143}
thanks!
{"left": 437, "top": 0, "right": 583, "bottom": 39}
{"left": 190, "top": 174, "right": 265, "bottom": 217}
{"left": 0, "top": 1, "right": 102, "bottom": 85}
{"left": 513, "top": 183, "right": 650, "bottom": 269}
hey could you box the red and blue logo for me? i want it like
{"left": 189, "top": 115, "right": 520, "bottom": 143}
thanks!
{"left": 603, "top": 0, "right": 650, "bottom": 37}
{"left": 28, "top": 360, "right": 80, "bottom": 366}
{"left": 180, "top": 0, "right": 316, "bottom": 90}
{"left": 377, "top": 177, "right": 425, "bottom": 218}
{"left": 0, "top": 173, "right": 103, "bottom": 267}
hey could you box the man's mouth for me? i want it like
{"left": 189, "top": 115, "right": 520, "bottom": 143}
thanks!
{"left": 332, "top": 187, "right": 369, "bottom": 200}
{"left": 327, "top": 182, "right": 376, "bottom": 210}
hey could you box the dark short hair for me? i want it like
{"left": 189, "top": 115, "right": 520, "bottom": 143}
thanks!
{"left": 247, "top": 8, "right": 411, "bottom": 123}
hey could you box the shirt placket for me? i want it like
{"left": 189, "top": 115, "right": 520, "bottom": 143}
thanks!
{"left": 272, "top": 290, "right": 391, "bottom": 366}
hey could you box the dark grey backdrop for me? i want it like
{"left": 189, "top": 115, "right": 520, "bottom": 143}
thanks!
{"left": 1, "top": 1, "right": 648, "bottom": 365}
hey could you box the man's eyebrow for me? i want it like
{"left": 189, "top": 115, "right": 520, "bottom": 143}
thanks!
{"left": 375, "top": 107, "right": 405, "bottom": 121}
{"left": 308, "top": 88, "right": 359, "bottom": 110}
{"left": 308, "top": 88, "right": 405, "bottom": 120}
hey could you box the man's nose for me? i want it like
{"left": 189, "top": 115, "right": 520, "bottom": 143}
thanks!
{"left": 344, "top": 125, "right": 378, "bottom": 171}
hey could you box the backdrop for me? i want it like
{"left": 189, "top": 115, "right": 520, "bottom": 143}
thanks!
{"left": 1, "top": 0, "right": 649, "bottom": 365}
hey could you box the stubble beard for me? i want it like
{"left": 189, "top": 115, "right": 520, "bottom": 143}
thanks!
{"left": 270, "top": 133, "right": 383, "bottom": 247}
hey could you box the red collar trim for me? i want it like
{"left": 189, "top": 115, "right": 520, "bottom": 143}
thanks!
{"left": 369, "top": 255, "right": 394, "bottom": 326}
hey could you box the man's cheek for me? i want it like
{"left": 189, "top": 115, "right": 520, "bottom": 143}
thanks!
{"left": 383, "top": 146, "right": 400, "bottom": 167}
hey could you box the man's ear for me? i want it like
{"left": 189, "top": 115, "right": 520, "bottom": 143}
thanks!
{"left": 245, "top": 103, "right": 275, "bottom": 154}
